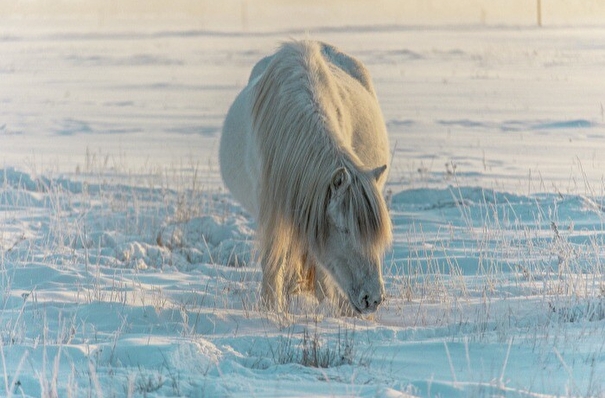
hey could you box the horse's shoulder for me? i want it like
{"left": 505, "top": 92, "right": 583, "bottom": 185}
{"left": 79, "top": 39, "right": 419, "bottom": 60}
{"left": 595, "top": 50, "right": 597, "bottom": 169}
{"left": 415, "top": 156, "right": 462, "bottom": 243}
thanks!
{"left": 319, "top": 42, "right": 375, "bottom": 96}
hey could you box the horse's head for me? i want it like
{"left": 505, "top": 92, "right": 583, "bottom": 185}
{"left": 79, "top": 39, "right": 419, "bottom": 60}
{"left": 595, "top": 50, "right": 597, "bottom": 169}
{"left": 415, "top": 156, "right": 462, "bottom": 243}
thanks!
{"left": 316, "top": 164, "right": 392, "bottom": 314}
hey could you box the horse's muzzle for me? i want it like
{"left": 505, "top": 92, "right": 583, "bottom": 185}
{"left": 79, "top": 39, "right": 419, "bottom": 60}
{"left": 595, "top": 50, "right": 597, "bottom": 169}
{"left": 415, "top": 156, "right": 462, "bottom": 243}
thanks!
{"left": 352, "top": 290, "right": 384, "bottom": 314}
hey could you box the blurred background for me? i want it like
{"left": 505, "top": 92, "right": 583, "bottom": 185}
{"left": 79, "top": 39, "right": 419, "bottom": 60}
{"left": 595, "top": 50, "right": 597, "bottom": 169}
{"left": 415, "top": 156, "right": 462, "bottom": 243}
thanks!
{"left": 2, "top": 0, "right": 605, "bottom": 33}
{"left": 2, "top": 1, "right": 604, "bottom": 187}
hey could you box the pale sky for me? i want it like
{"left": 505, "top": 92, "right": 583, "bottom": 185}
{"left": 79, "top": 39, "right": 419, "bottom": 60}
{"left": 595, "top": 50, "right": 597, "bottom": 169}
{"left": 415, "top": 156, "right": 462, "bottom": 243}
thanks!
{"left": 1, "top": 0, "right": 604, "bottom": 32}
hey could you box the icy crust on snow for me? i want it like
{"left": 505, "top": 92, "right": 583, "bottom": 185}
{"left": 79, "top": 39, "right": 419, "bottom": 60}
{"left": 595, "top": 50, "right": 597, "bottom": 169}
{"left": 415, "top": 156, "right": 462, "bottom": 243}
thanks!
{"left": 0, "top": 169, "right": 257, "bottom": 396}
{"left": 391, "top": 185, "right": 605, "bottom": 229}
{"left": 3, "top": 169, "right": 605, "bottom": 397}
{"left": 2, "top": 167, "right": 83, "bottom": 194}
{"left": 1, "top": 167, "right": 254, "bottom": 272}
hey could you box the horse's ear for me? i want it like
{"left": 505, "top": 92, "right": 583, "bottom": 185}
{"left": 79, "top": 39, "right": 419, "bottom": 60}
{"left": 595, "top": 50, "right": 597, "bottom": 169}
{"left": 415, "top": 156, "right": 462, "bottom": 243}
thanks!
{"left": 331, "top": 167, "right": 351, "bottom": 192}
{"left": 371, "top": 165, "right": 387, "bottom": 181}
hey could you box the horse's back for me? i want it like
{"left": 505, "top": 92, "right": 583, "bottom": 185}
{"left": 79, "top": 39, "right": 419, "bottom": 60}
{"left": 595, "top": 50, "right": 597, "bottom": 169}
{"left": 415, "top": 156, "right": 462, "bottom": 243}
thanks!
{"left": 319, "top": 42, "right": 376, "bottom": 97}
{"left": 250, "top": 42, "right": 375, "bottom": 97}
{"left": 248, "top": 54, "right": 274, "bottom": 84}
{"left": 219, "top": 76, "right": 261, "bottom": 216}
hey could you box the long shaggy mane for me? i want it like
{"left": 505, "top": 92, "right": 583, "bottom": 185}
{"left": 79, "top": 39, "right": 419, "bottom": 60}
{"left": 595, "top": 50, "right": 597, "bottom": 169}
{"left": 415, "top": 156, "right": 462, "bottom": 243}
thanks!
{"left": 251, "top": 40, "right": 392, "bottom": 284}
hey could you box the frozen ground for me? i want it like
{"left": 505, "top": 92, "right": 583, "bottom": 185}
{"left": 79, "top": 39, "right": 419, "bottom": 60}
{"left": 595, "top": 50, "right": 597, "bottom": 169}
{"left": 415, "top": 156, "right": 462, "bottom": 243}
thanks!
{"left": 2, "top": 21, "right": 605, "bottom": 397}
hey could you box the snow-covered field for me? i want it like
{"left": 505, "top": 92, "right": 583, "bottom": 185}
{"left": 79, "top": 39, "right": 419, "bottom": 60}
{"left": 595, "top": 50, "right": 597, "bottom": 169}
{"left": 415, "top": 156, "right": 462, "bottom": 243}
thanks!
{"left": 3, "top": 20, "right": 605, "bottom": 397}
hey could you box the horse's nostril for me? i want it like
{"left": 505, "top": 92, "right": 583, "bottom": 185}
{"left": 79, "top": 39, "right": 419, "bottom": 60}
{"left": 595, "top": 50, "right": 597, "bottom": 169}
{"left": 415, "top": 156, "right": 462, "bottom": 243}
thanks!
{"left": 359, "top": 293, "right": 383, "bottom": 311}
{"left": 373, "top": 294, "right": 383, "bottom": 307}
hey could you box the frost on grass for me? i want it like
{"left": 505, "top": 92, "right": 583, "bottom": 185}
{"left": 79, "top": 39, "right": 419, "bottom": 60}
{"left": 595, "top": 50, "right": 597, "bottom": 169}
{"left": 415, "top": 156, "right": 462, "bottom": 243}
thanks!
{"left": 4, "top": 164, "right": 605, "bottom": 396}
{"left": 1, "top": 167, "right": 254, "bottom": 271}
{"left": 157, "top": 215, "right": 254, "bottom": 268}
{"left": 268, "top": 325, "right": 365, "bottom": 369}
{"left": 0, "top": 168, "right": 256, "bottom": 397}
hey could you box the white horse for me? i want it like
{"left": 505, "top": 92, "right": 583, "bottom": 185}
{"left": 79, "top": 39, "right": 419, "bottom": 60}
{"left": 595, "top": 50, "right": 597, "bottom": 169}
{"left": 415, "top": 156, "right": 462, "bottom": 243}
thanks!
{"left": 219, "top": 40, "right": 392, "bottom": 315}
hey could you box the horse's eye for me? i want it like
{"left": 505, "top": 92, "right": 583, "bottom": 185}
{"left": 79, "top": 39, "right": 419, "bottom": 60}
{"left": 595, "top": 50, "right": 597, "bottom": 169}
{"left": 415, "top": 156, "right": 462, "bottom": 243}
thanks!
{"left": 331, "top": 221, "right": 349, "bottom": 235}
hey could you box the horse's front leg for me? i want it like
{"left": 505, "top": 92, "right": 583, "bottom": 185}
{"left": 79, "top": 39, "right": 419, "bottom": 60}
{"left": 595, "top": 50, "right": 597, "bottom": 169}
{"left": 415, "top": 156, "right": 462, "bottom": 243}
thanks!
{"left": 260, "top": 257, "right": 285, "bottom": 312}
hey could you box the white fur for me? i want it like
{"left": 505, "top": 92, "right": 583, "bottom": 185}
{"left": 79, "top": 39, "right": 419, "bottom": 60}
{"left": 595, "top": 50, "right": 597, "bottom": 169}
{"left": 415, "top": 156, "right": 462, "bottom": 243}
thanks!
{"left": 219, "top": 40, "right": 392, "bottom": 315}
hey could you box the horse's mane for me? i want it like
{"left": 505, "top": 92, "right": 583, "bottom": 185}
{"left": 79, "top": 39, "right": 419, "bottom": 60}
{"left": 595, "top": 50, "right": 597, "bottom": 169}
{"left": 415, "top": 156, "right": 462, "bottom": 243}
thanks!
{"left": 251, "top": 40, "right": 392, "bottom": 268}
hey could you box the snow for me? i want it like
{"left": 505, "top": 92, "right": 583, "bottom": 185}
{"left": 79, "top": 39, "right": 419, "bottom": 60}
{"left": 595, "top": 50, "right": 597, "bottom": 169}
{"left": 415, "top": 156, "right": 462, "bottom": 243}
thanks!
{"left": 3, "top": 14, "right": 605, "bottom": 398}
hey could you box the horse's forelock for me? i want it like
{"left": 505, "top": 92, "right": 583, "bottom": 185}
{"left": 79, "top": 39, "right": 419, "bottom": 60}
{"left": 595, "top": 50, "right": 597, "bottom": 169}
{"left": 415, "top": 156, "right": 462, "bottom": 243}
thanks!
{"left": 342, "top": 170, "right": 392, "bottom": 256}
{"left": 300, "top": 163, "right": 392, "bottom": 260}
